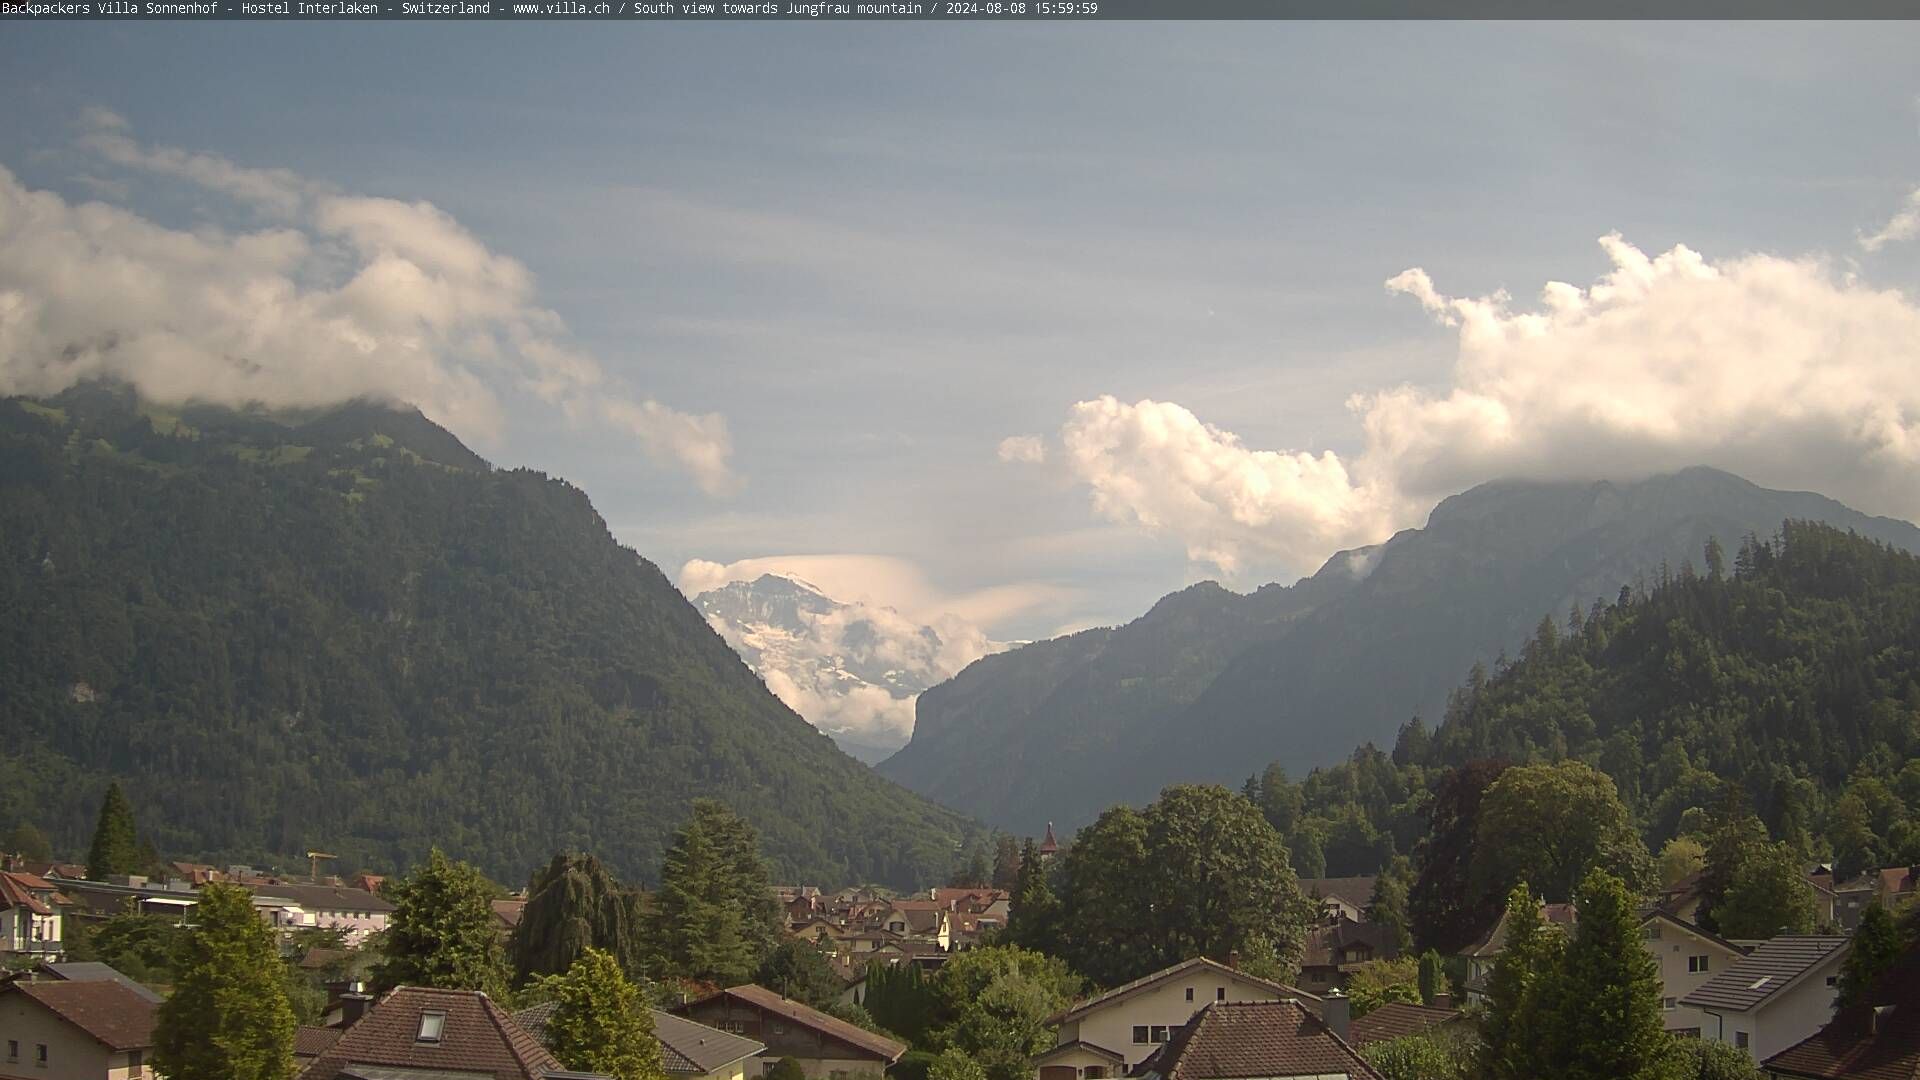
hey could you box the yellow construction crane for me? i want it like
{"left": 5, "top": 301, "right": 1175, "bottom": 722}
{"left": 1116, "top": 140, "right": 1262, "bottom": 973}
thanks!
{"left": 307, "top": 850, "right": 339, "bottom": 881}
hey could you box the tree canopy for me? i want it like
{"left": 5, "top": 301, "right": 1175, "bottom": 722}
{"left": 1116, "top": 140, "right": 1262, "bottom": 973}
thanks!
{"left": 373, "top": 848, "right": 510, "bottom": 997}
{"left": 153, "top": 882, "right": 296, "bottom": 1080}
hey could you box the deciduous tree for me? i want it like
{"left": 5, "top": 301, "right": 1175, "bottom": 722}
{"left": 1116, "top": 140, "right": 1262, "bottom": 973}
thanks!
{"left": 373, "top": 848, "right": 510, "bottom": 996}
{"left": 542, "top": 947, "right": 668, "bottom": 1080}
{"left": 154, "top": 882, "right": 296, "bottom": 1080}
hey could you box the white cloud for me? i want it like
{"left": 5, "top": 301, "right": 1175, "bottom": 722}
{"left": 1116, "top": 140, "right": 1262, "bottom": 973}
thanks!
{"left": 0, "top": 118, "right": 735, "bottom": 494}
{"left": 1860, "top": 187, "right": 1920, "bottom": 252}
{"left": 1054, "top": 233, "right": 1920, "bottom": 581}
{"left": 997, "top": 434, "right": 1048, "bottom": 464}
{"left": 678, "top": 553, "right": 1077, "bottom": 630}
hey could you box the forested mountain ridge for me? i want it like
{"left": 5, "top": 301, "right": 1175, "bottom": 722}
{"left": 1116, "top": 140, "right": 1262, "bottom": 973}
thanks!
{"left": 883, "top": 468, "right": 1920, "bottom": 834}
{"left": 0, "top": 383, "right": 972, "bottom": 887}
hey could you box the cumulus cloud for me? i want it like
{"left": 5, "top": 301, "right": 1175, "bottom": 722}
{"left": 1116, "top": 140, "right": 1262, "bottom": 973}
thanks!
{"left": 0, "top": 116, "right": 736, "bottom": 494}
{"left": 1860, "top": 187, "right": 1920, "bottom": 252}
{"left": 1054, "top": 233, "right": 1920, "bottom": 581}
{"left": 997, "top": 434, "right": 1047, "bottom": 464}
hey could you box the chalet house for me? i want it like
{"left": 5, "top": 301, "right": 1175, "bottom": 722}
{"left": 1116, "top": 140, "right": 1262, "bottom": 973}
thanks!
{"left": 1346, "top": 1001, "right": 1463, "bottom": 1049}
{"left": 252, "top": 882, "right": 395, "bottom": 947}
{"left": 1865, "top": 864, "right": 1919, "bottom": 910}
{"left": 653, "top": 1010, "right": 769, "bottom": 1080}
{"left": 296, "top": 985, "right": 597, "bottom": 1080}
{"left": 1128, "top": 1000, "right": 1381, "bottom": 1080}
{"left": 0, "top": 872, "right": 62, "bottom": 962}
{"left": 0, "top": 976, "right": 156, "bottom": 1079}
{"left": 1761, "top": 941, "right": 1920, "bottom": 1079}
{"left": 671, "top": 984, "right": 907, "bottom": 1080}
{"left": 1296, "top": 878, "right": 1377, "bottom": 925}
{"left": 1034, "top": 957, "right": 1320, "bottom": 1080}
{"left": 879, "top": 901, "right": 951, "bottom": 949}
{"left": 1639, "top": 910, "right": 1751, "bottom": 1037}
{"left": 1679, "top": 935, "right": 1850, "bottom": 1062}
{"left": 1297, "top": 916, "right": 1401, "bottom": 996}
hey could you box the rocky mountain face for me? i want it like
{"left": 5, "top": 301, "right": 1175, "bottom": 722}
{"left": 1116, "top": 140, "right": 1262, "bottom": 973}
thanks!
{"left": 694, "top": 573, "right": 1007, "bottom": 764}
{"left": 878, "top": 467, "right": 1920, "bottom": 834}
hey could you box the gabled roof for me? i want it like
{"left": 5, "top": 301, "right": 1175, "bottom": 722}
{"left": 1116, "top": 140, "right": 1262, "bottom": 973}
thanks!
{"left": 1763, "top": 943, "right": 1920, "bottom": 1080}
{"left": 1051, "top": 957, "right": 1320, "bottom": 1027}
{"left": 0, "top": 870, "right": 54, "bottom": 914}
{"left": 1638, "top": 910, "right": 1750, "bottom": 959}
{"left": 1034, "top": 1041, "right": 1127, "bottom": 1065}
{"left": 1296, "top": 877, "right": 1378, "bottom": 910}
{"left": 297, "top": 1025, "right": 347, "bottom": 1059}
{"left": 1301, "top": 917, "right": 1400, "bottom": 969}
{"left": 1347, "top": 1002, "right": 1463, "bottom": 1047}
{"left": 0, "top": 979, "right": 157, "bottom": 1050}
{"left": 21, "top": 961, "right": 164, "bottom": 1004}
{"left": 298, "top": 986, "right": 563, "bottom": 1080}
{"left": 1460, "top": 903, "right": 1578, "bottom": 959}
{"left": 652, "top": 1009, "right": 767, "bottom": 1074}
{"left": 1679, "top": 936, "right": 1850, "bottom": 1014}
{"left": 673, "top": 985, "right": 906, "bottom": 1063}
{"left": 1130, "top": 1001, "right": 1381, "bottom": 1080}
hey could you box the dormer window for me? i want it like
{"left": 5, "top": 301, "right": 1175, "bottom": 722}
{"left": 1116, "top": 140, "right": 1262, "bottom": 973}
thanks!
{"left": 417, "top": 1011, "right": 447, "bottom": 1043}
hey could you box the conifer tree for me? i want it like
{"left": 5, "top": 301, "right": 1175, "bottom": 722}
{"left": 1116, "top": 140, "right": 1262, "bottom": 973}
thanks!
{"left": 1478, "top": 884, "right": 1559, "bottom": 1080}
{"left": 154, "top": 882, "right": 296, "bottom": 1080}
{"left": 542, "top": 947, "right": 668, "bottom": 1080}
{"left": 373, "top": 848, "right": 510, "bottom": 997}
{"left": 651, "top": 800, "right": 779, "bottom": 984}
{"left": 1416, "top": 949, "right": 1445, "bottom": 1006}
{"left": 1835, "top": 902, "right": 1906, "bottom": 1008}
{"left": 85, "top": 781, "right": 141, "bottom": 880}
{"left": 991, "top": 835, "right": 1022, "bottom": 892}
{"left": 1006, "top": 839, "right": 1059, "bottom": 953}
{"left": 1547, "top": 868, "right": 1674, "bottom": 1080}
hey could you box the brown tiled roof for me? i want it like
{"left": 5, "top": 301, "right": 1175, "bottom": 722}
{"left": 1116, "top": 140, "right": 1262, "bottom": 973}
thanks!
{"left": 0, "top": 871, "right": 53, "bottom": 915}
{"left": 1297, "top": 877, "right": 1378, "bottom": 910}
{"left": 1460, "top": 903, "right": 1577, "bottom": 959}
{"left": 1763, "top": 944, "right": 1920, "bottom": 1080}
{"left": 296, "top": 1026, "right": 346, "bottom": 1058}
{"left": 674, "top": 985, "right": 906, "bottom": 1063}
{"left": 1131, "top": 1001, "right": 1381, "bottom": 1080}
{"left": 1680, "top": 936, "right": 1850, "bottom": 1014}
{"left": 297, "top": 986, "right": 563, "bottom": 1080}
{"left": 1347, "top": 1002, "right": 1463, "bottom": 1047}
{"left": 1, "top": 980, "right": 156, "bottom": 1050}
{"left": 492, "top": 899, "right": 527, "bottom": 929}
{"left": 1300, "top": 917, "right": 1400, "bottom": 969}
{"left": 1052, "top": 957, "right": 1320, "bottom": 1026}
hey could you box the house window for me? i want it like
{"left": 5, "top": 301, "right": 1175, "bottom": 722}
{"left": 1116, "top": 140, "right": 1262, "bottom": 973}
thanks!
{"left": 1663, "top": 997, "right": 1676, "bottom": 1010}
{"left": 130, "top": 1050, "right": 145, "bottom": 1077}
{"left": 1185, "top": 987, "right": 1194, "bottom": 1001}
{"left": 36, "top": 1044, "right": 48, "bottom": 1067}
{"left": 417, "top": 1011, "right": 447, "bottom": 1043}
{"left": 1688, "top": 956, "right": 1710, "bottom": 973}
{"left": 6, "top": 1040, "right": 16, "bottom": 1061}
{"left": 1132, "top": 1027, "right": 1149, "bottom": 1044}
{"left": 1644, "top": 925, "right": 1662, "bottom": 940}
{"left": 1150, "top": 1026, "right": 1169, "bottom": 1044}
{"left": 1084, "top": 1068, "right": 1107, "bottom": 1079}
{"left": 1827, "top": 975, "right": 1838, "bottom": 986}
{"left": 1734, "top": 1032, "right": 1750, "bottom": 1051}
{"left": 1215, "top": 988, "right": 1226, "bottom": 1001}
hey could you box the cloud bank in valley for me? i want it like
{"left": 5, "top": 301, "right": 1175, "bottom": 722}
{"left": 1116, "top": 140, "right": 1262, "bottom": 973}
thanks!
{"left": 0, "top": 111, "right": 736, "bottom": 494}
{"left": 1035, "top": 231, "right": 1920, "bottom": 582}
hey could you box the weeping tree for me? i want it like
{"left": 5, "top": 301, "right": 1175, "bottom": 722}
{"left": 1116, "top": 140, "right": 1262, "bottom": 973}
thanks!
{"left": 511, "top": 853, "right": 650, "bottom": 985}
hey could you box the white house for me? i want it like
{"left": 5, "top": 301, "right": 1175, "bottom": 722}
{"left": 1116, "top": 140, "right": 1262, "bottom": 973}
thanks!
{"left": 0, "top": 872, "right": 62, "bottom": 962}
{"left": 1679, "top": 935, "right": 1850, "bottom": 1063}
{"left": 1034, "top": 957, "right": 1321, "bottom": 1080}
{"left": 250, "top": 882, "right": 394, "bottom": 947}
{"left": 1639, "top": 911, "right": 1750, "bottom": 1037}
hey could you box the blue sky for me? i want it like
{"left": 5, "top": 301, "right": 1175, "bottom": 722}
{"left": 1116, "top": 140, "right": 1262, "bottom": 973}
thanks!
{"left": 3, "top": 23, "right": 1918, "bottom": 641}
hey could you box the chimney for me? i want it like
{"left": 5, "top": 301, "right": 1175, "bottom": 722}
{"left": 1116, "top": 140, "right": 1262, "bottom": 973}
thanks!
{"left": 1322, "top": 990, "right": 1351, "bottom": 1044}
{"left": 337, "top": 991, "right": 373, "bottom": 1028}
{"left": 1432, "top": 992, "right": 1453, "bottom": 1011}
{"left": 1226, "top": 950, "right": 1241, "bottom": 971}
{"left": 1872, "top": 1005, "right": 1894, "bottom": 1035}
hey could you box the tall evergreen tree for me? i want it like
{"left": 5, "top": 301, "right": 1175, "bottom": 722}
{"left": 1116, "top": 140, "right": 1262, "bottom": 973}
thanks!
{"left": 650, "top": 800, "right": 779, "bottom": 984}
{"left": 1695, "top": 785, "right": 1769, "bottom": 933}
{"left": 1410, "top": 761, "right": 1510, "bottom": 954}
{"left": 1478, "top": 884, "right": 1559, "bottom": 1080}
{"left": 1366, "top": 860, "right": 1414, "bottom": 955}
{"left": 1416, "top": 949, "right": 1444, "bottom": 1006}
{"left": 1546, "top": 868, "right": 1673, "bottom": 1080}
{"left": 1835, "top": 903, "right": 1907, "bottom": 1008}
{"left": 542, "top": 947, "right": 668, "bottom": 1080}
{"left": 154, "top": 882, "right": 296, "bottom": 1080}
{"left": 510, "top": 852, "right": 648, "bottom": 985}
{"left": 990, "top": 835, "right": 1022, "bottom": 892}
{"left": 373, "top": 848, "right": 510, "bottom": 997}
{"left": 85, "top": 781, "right": 140, "bottom": 880}
{"left": 950, "top": 844, "right": 992, "bottom": 889}
{"left": 1005, "top": 839, "right": 1059, "bottom": 955}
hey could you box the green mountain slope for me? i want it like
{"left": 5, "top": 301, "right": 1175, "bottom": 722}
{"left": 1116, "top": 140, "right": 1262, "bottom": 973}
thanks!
{"left": 882, "top": 468, "right": 1920, "bottom": 834}
{"left": 0, "top": 384, "right": 970, "bottom": 887}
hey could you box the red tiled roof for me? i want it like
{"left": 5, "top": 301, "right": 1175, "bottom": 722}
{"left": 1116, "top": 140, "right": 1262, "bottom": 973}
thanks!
{"left": 1, "top": 980, "right": 156, "bottom": 1050}
{"left": 295, "top": 1026, "right": 345, "bottom": 1058}
{"left": 0, "top": 872, "right": 53, "bottom": 915}
{"left": 296, "top": 986, "right": 562, "bottom": 1080}
{"left": 1132, "top": 1001, "right": 1381, "bottom": 1080}
{"left": 1348, "top": 1002, "right": 1463, "bottom": 1047}
{"left": 1763, "top": 943, "right": 1920, "bottom": 1080}
{"left": 675, "top": 984, "right": 906, "bottom": 1063}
